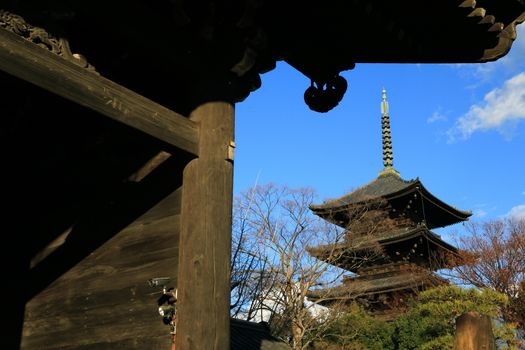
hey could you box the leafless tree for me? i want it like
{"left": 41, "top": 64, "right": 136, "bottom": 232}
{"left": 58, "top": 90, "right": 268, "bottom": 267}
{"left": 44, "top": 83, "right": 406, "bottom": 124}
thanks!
{"left": 230, "top": 183, "right": 383, "bottom": 350}
{"left": 450, "top": 218, "right": 525, "bottom": 325}
{"left": 230, "top": 189, "right": 277, "bottom": 321}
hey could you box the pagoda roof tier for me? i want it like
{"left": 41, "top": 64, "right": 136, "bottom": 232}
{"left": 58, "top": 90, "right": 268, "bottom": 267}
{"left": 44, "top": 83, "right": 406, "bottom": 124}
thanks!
{"left": 310, "top": 172, "right": 472, "bottom": 229}
{"left": 307, "top": 225, "right": 460, "bottom": 272}
{"left": 308, "top": 269, "right": 446, "bottom": 304}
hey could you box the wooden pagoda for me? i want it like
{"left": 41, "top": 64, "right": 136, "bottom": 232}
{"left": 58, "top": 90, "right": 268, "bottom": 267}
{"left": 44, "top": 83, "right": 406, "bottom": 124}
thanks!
{"left": 308, "top": 90, "right": 472, "bottom": 319}
{"left": 0, "top": 1, "right": 522, "bottom": 349}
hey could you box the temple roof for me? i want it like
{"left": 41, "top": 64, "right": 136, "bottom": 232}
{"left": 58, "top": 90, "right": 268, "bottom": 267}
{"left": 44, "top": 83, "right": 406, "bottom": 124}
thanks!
{"left": 310, "top": 173, "right": 472, "bottom": 229}
{"left": 3, "top": 1, "right": 525, "bottom": 112}
{"left": 308, "top": 269, "right": 445, "bottom": 302}
{"left": 311, "top": 172, "right": 415, "bottom": 209}
{"left": 307, "top": 225, "right": 460, "bottom": 271}
{"left": 231, "top": 319, "right": 290, "bottom": 350}
{"left": 309, "top": 225, "right": 459, "bottom": 256}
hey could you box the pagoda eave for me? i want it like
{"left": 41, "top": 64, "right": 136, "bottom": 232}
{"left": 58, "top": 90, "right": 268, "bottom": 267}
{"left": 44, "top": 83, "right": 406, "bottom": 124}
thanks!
{"left": 418, "top": 184, "right": 473, "bottom": 228}
{"left": 309, "top": 174, "right": 417, "bottom": 213}
{"left": 307, "top": 225, "right": 460, "bottom": 272}
{"left": 310, "top": 176, "right": 472, "bottom": 230}
{"left": 308, "top": 270, "right": 446, "bottom": 304}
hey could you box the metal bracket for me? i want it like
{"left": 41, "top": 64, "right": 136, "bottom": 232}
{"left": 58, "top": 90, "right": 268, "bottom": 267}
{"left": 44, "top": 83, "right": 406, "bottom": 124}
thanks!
{"left": 227, "top": 140, "right": 236, "bottom": 162}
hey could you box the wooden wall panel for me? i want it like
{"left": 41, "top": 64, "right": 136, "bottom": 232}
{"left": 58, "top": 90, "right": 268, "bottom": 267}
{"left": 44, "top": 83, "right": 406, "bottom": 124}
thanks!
{"left": 21, "top": 187, "right": 181, "bottom": 350}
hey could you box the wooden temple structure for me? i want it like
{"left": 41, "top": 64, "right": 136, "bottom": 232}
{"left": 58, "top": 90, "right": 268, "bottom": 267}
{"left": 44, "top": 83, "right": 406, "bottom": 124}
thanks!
{"left": 308, "top": 90, "right": 472, "bottom": 319}
{"left": 0, "top": 0, "right": 523, "bottom": 349}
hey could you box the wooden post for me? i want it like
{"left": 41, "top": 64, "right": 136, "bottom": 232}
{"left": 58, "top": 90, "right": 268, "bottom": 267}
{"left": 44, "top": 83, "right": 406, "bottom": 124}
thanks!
{"left": 454, "top": 311, "right": 496, "bottom": 350}
{"left": 177, "top": 102, "right": 234, "bottom": 349}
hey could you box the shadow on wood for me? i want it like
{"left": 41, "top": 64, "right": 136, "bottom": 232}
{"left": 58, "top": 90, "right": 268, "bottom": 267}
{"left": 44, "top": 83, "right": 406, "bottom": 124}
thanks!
{"left": 0, "top": 71, "right": 192, "bottom": 349}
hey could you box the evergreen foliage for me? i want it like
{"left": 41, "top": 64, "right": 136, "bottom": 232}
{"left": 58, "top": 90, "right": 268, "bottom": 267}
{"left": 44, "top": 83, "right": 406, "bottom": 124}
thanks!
{"left": 319, "top": 303, "right": 395, "bottom": 350}
{"left": 394, "top": 286, "right": 511, "bottom": 350}
{"left": 316, "top": 286, "right": 522, "bottom": 350}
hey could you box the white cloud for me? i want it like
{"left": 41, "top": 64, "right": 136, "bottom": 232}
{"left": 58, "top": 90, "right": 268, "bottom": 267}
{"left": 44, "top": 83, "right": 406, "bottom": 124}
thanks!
{"left": 427, "top": 111, "right": 448, "bottom": 124}
{"left": 474, "top": 208, "right": 487, "bottom": 218}
{"left": 507, "top": 205, "right": 525, "bottom": 221}
{"left": 447, "top": 72, "right": 525, "bottom": 141}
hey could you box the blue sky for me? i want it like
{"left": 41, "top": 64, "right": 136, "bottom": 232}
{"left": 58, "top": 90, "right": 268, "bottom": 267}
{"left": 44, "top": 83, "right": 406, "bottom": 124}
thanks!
{"left": 234, "top": 24, "right": 525, "bottom": 237}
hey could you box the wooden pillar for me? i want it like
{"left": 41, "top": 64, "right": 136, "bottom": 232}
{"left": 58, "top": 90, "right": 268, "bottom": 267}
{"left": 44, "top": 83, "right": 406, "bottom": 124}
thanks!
{"left": 454, "top": 311, "right": 496, "bottom": 350}
{"left": 177, "top": 102, "right": 234, "bottom": 349}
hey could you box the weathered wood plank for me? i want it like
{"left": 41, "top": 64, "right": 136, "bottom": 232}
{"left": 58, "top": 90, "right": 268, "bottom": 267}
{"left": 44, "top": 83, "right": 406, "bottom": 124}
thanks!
{"left": 177, "top": 102, "right": 234, "bottom": 350}
{"left": 53, "top": 336, "right": 172, "bottom": 350}
{"left": 22, "top": 188, "right": 182, "bottom": 349}
{"left": 0, "top": 27, "right": 199, "bottom": 155}
{"left": 31, "top": 214, "right": 180, "bottom": 294}
{"left": 134, "top": 185, "right": 182, "bottom": 224}
{"left": 454, "top": 312, "right": 496, "bottom": 350}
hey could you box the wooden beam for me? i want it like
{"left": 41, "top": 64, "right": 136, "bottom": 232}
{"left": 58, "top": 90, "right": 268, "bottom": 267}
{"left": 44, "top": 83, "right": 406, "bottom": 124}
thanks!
{"left": 0, "top": 27, "right": 199, "bottom": 156}
{"left": 127, "top": 151, "right": 172, "bottom": 182}
{"left": 177, "top": 102, "right": 234, "bottom": 350}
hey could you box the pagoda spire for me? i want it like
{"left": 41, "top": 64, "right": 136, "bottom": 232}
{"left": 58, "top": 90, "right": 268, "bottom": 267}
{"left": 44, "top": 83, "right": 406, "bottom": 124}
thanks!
{"left": 379, "top": 88, "right": 399, "bottom": 176}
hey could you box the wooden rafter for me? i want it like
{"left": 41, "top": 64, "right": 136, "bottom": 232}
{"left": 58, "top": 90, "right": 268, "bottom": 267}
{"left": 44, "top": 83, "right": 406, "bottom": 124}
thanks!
{"left": 0, "top": 26, "right": 199, "bottom": 156}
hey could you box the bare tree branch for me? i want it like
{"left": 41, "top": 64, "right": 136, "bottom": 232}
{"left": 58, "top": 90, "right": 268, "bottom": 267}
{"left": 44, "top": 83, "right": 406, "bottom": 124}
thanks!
{"left": 230, "top": 184, "right": 386, "bottom": 350}
{"left": 446, "top": 218, "right": 525, "bottom": 325}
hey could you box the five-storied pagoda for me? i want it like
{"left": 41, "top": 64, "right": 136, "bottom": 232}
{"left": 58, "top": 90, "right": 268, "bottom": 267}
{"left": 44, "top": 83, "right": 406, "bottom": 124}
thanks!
{"left": 308, "top": 90, "right": 472, "bottom": 319}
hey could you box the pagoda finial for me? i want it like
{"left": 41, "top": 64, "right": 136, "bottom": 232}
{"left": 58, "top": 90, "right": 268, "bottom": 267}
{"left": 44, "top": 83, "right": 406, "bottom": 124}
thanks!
{"left": 379, "top": 88, "right": 399, "bottom": 177}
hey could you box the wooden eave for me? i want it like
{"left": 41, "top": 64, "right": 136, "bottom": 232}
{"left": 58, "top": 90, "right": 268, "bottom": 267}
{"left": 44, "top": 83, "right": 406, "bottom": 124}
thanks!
{"left": 417, "top": 182, "right": 473, "bottom": 228}
{"left": 310, "top": 176, "right": 472, "bottom": 229}
{"left": 3, "top": 1, "right": 525, "bottom": 109}
{"left": 272, "top": 0, "right": 525, "bottom": 81}
{"left": 309, "top": 225, "right": 459, "bottom": 254}
{"left": 307, "top": 225, "right": 460, "bottom": 271}
{"left": 309, "top": 174, "right": 416, "bottom": 213}
{"left": 308, "top": 270, "right": 445, "bottom": 302}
